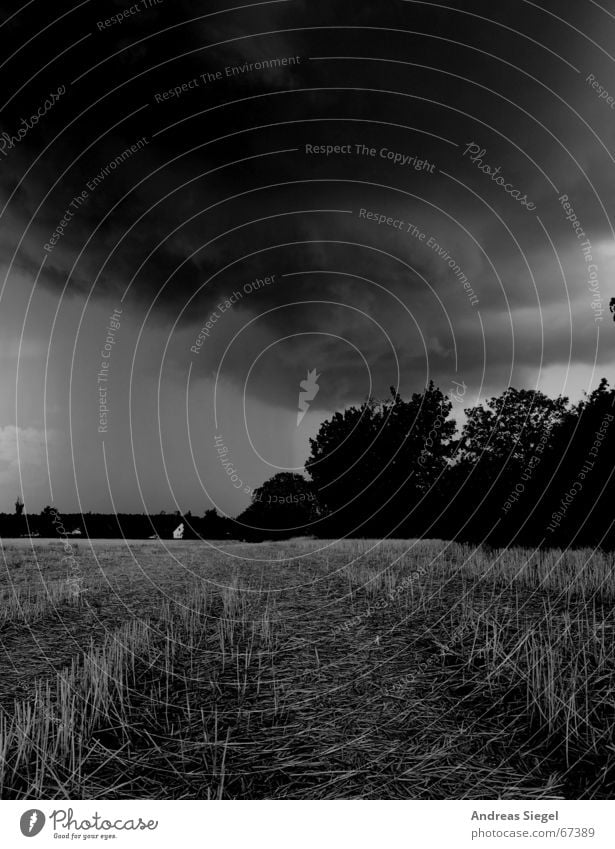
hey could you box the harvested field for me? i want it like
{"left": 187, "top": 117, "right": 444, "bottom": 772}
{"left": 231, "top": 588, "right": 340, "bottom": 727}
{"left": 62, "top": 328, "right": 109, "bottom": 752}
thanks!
{"left": 1, "top": 538, "right": 614, "bottom": 799}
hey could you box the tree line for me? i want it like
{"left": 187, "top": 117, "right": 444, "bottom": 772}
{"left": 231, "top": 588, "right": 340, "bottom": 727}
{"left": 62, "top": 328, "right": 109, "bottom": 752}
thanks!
{"left": 0, "top": 506, "right": 235, "bottom": 541}
{"left": 3, "top": 377, "right": 614, "bottom": 548}
{"left": 237, "top": 378, "right": 615, "bottom": 549}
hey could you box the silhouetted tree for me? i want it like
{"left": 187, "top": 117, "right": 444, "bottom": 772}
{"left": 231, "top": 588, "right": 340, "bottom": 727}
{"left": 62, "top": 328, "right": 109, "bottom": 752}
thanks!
{"left": 445, "top": 387, "right": 570, "bottom": 544}
{"left": 201, "top": 508, "right": 233, "bottom": 538}
{"left": 39, "top": 505, "right": 60, "bottom": 537}
{"left": 10, "top": 495, "right": 26, "bottom": 537}
{"left": 534, "top": 377, "right": 615, "bottom": 548}
{"left": 236, "top": 473, "right": 321, "bottom": 539}
{"left": 306, "top": 382, "right": 456, "bottom": 537}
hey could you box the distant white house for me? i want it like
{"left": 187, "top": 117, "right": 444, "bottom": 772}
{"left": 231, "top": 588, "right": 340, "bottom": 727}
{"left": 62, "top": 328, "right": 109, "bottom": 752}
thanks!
{"left": 69, "top": 528, "right": 82, "bottom": 536}
{"left": 173, "top": 523, "right": 184, "bottom": 540}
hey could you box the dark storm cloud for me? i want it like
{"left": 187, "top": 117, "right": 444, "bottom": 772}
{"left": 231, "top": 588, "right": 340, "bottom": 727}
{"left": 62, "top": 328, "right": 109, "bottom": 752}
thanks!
{"left": 2, "top": 0, "right": 614, "bottom": 410}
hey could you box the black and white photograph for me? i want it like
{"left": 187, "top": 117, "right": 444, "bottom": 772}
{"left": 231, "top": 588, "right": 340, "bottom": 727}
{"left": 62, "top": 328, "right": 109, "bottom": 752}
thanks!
{"left": 0, "top": 0, "right": 614, "bottom": 843}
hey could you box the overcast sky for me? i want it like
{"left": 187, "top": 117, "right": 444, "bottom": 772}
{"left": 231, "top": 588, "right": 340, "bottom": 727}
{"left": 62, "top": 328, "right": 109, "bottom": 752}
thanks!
{"left": 1, "top": 0, "right": 614, "bottom": 516}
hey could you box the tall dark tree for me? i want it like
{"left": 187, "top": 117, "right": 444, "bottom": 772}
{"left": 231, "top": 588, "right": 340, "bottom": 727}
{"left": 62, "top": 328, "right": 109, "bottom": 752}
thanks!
{"left": 39, "top": 505, "right": 60, "bottom": 538}
{"left": 236, "top": 473, "right": 321, "bottom": 540}
{"left": 201, "top": 508, "right": 233, "bottom": 539}
{"left": 445, "top": 387, "right": 570, "bottom": 544}
{"left": 11, "top": 495, "right": 26, "bottom": 537}
{"left": 306, "top": 382, "right": 456, "bottom": 537}
{"left": 535, "top": 378, "right": 615, "bottom": 549}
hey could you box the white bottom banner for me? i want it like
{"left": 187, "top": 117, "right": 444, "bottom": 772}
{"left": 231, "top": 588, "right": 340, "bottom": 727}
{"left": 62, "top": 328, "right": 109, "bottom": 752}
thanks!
{"left": 0, "top": 800, "right": 613, "bottom": 848}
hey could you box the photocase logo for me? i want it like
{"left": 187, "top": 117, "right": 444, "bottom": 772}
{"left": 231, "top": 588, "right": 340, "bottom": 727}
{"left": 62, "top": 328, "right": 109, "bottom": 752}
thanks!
{"left": 297, "top": 368, "right": 320, "bottom": 425}
{"left": 20, "top": 810, "right": 46, "bottom": 837}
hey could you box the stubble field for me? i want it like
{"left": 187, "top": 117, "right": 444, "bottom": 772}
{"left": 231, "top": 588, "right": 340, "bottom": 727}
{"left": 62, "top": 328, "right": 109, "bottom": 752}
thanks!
{"left": 1, "top": 538, "right": 614, "bottom": 799}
